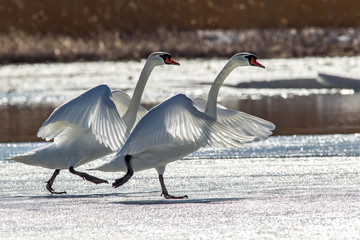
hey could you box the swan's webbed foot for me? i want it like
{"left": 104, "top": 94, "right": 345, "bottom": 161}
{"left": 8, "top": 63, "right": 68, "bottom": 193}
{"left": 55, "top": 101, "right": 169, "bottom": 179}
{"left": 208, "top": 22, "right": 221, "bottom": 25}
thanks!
{"left": 69, "top": 167, "right": 108, "bottom": 184}
{"left": 46, "top": 169, "right": 67, "bottom": 194}
{"left": 112, "top": 155, "right": 134, "bottom": 188}
{"left": 159, "top": 174, "right": 188, "bottom": 199}
{"left": 46, "top": 184, "right": 67, "bottom": 195}
{"left": 112, "top": 171, "right": 133, "bottom": 188}
{"left": 162, "top": 192, "right": 188, "bottom": 199}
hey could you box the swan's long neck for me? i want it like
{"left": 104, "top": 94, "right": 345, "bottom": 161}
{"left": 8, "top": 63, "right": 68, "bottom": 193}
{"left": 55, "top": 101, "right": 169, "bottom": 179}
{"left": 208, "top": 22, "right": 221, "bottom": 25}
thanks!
{"left": 122, "top": 61, "right": 155, "bottom": 130}
{"left": 205, "top": 60, "right": 239, "bottom": 119}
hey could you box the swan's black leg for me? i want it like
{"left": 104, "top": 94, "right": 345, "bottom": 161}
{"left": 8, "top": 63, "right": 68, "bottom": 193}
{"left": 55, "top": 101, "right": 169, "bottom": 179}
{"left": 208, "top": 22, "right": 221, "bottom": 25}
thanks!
{"left": 159, "top": 174, "right": 188, "bottom": 199}
{"left": 46, "top": 169, "right": 67, "bottom": 194}
{"left": 113, "top": 155, "right": 134, "bottom": 188}
{"left": 69, "top": 167, "right": 108, "bottom": 184}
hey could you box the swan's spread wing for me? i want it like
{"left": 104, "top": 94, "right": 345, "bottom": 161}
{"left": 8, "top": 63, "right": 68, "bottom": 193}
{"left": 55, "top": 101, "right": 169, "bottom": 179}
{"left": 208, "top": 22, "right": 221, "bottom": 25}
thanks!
{"left": 111, "top": 90, "right": 148, "bottom": 123}
{"left": 37, "top": 84, "right": 128, "bottom": 151}
{"left": 119, "top": 94, "right": 258, "bottom": 155}
{"left": 216, "top": 109, "right": 275, "bottom": 139}
{"left": 193, "top": 97, "right": 217, "bottom": 110}
{"left": 193, "top": 97, "right": 275, "bottom": 140}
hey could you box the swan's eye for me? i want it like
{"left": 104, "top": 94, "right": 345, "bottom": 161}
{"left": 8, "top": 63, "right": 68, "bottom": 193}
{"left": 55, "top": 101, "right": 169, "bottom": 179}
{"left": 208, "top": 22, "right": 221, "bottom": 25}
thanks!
{"left": 159, "top": 54, "right": 169, "bottom": 62}
{"left": 247, "top": 55, "right": 265, "bottom": 68}
{"left": 245, "top": 55, "right": 256, "bottom": 62}
{"left": 161, "top": 54, "right": 180, "bottom": 65}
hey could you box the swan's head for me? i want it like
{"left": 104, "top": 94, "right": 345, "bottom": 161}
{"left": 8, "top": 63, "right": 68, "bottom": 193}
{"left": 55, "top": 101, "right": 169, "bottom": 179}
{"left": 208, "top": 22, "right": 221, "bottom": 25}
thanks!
{"left": 231, "top": 52, "right": 265, "bottom": 69}
{"left": 147, "top": 52, "right": 180, "bottom": 67}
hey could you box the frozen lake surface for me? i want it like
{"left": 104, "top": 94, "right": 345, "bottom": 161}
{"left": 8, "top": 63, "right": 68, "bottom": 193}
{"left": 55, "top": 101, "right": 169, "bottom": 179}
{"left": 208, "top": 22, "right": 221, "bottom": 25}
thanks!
{"left": 1, "top": 134, "right": 359, "bottom": 239}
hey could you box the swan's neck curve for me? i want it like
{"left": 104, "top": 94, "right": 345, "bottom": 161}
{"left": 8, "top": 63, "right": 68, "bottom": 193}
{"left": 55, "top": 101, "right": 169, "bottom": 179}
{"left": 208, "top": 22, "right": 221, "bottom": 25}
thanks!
{"left": 205, "top": 60, "right": 239, "bottom": 119}
{"left": 122, "top": 61, "right": 155, "bottom": 130}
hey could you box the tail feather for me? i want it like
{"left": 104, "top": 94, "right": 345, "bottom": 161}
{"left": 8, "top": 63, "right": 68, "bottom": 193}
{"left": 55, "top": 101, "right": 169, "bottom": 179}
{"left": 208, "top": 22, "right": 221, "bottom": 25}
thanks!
{"left": 6, "top": 147, "right": 68, "bottom": 169}
{"left": 7, "top": 153, "right": 42, "bottom": 167}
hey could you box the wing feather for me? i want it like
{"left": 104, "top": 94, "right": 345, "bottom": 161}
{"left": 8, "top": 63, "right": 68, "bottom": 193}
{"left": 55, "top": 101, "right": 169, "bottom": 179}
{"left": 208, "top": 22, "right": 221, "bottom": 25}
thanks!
{"left": 193, "top": 97, "right": 275, "bottom": 140}
{"left": 119, "top": 94, "right": 259, "bottom": 156}
{"left": 37, "top": 84, "right": 128, "bottom": 151}
{"left": 111, "top": 90, "right": 148, "bottom": 123}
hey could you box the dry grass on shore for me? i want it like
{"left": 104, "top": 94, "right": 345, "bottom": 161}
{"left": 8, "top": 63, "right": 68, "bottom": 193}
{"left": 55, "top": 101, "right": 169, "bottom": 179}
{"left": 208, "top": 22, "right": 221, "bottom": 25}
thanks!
{"left": 1, "top": 28, "right": 360, "bottom": 64}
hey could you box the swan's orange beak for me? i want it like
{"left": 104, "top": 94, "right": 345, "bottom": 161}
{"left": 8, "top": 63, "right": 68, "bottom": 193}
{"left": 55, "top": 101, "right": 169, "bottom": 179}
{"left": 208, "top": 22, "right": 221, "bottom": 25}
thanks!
{"left": 165, "top": 56, "right": 180, "bottom": 65}
{"left": 250, "top": 58, "right": 265, "bottom": 69}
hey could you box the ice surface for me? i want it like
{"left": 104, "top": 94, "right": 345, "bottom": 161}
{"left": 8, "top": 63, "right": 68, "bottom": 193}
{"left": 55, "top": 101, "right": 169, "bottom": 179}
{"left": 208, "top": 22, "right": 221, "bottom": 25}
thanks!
{"left": 191, "top": 134, "right": 360, "bottom": 159}
{"left": 1, "top": 134, "right": 359, "bottom": 239}
{"left": 1, "top": 56, "right": 360, "bottom": 106}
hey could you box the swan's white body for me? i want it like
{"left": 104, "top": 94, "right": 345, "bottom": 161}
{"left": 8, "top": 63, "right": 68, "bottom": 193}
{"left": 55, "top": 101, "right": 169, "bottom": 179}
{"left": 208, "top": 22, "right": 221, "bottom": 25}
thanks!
{"left": 11, "top": 86, "right": 147, "bottom": 169}
{"left": 9, "top": 52, "right": 179, "bottom": 187}
{"left": 95, "top": 53, "right": 275, "bottom": 198}
{"left": 96, "top": 93, "right": 272, "bottom": 173}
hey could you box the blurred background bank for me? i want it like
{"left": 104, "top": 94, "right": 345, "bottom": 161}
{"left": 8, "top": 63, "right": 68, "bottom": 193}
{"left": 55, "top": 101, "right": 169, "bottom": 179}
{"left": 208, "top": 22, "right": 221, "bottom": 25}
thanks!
{"left": 1, "top": 0, "right": 360, "bottom": 141}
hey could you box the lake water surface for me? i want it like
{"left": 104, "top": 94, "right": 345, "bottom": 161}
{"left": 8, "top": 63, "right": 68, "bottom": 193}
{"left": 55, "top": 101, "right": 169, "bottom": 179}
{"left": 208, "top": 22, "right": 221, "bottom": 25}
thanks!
{"left": 1, "top": 56, "right": 360, "bottom": 141}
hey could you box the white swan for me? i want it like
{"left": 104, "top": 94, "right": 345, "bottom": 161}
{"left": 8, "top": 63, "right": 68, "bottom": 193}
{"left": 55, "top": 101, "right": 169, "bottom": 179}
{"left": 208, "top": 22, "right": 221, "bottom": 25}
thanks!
{"left": 95, "top": 52, "right": 275, "bottom": 199}
{"left": 9, "top": 52, "right": 180, "bottom": 194}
